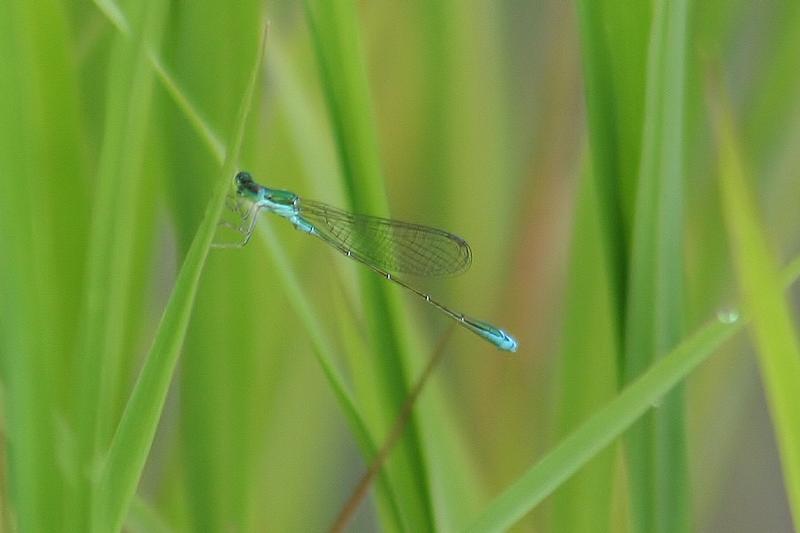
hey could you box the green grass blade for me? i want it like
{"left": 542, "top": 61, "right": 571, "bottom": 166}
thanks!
{"left": 303, "top": 0, "right": 388, "bottom": 212}
{"left": 575, "top": 0, "right": 651, "bottom": 325}
{"left": 90, "top": 21, "right": 268, "bottom": 533}
{"left": 575, "top": 0, "right": 626, "bottom": 323}
{"left": 75, "top": 0, "right": 168, "bottom": 529}
{"left": 466, "top": 251, "right": 800, "bottom": 532}
{"left": 304, "top": 1, "right": 433, "bottom": 530}
{"left": 710, "top": 79, "right": 800, "bottom": 529}
{"left": 551, "top": 161, "right": 620, "bottom": 533}
{"left": 465, "top": 316, "right": 737, "bottom": 533}
{"left": 81, "top": 0, "right": 166, "bottom": 446}
{"left": 161, "top": 6, "right": 265, "bottom": 529}
{"left": 252, "top": 224, "right": 406, "bottom": 526}
{"left": 93, "top": 5, "right": 406, "bottom": 525}
{"left": 623, "top": 1, "right": 691, "bottom": 531}
{"left": 148, "top": 49, "right": 226, "bottom": 163}
{"left": 269, "top": 35, "right": 414, "bottom": 528}
{"left": 0, "top": 1, "right": 83, "bottom": 529}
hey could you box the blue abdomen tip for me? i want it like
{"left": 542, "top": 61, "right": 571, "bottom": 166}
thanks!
{"left": 497, "top": 331, "right": 518, "bottom": 352}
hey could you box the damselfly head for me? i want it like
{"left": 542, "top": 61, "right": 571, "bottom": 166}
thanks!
{"left": 234, "top": 171, "right": 260, "bottom": 199}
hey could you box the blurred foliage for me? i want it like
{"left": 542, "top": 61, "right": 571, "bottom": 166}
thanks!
{"left": 0, "top": 0, "right": 799, "bottom": 531}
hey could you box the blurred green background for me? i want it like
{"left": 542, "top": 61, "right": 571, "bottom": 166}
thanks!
{"left": 1, "top": 0, "right": 799, "bottom": 531}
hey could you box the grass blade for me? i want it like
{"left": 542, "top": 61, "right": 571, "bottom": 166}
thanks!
{"left": 0, "top": 0, "right": 85, "bottom": 528}
{"left": 710, "top": 75, "right": 800, "bottom": 529}
{"left": 92, "top": 5, "right": 407, "bottom": 526}
{"left": 465, "top": 316, "right": 737, "bottom": 533}
{"left": 304, "top": 0, "right": 434, "bottom": 529}
{"left": 75, "top": 0, "right": 168, "bottom": 529}
{"left": 466, "top": 250, "right": 800, "bottom": 532}
{"left": 90, "top": 21, "right": 268, "bottom": 533}
{"left": 623, "top": 1, "right": 691, "bottom": 531}
{"left": 551, "top": 161, "right": 620, "bottom": 533}
{"left": 574, "top": 0, "right": 651, "bottom": 324}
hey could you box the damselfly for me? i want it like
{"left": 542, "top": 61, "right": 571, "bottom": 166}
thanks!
{"left": 215, "top": 171, "right": 517, "bottom": 352}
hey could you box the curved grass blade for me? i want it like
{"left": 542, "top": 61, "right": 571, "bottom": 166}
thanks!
{"left": 90, "top": 21, "right": 268, "bottom": 533}
{"left": 92, "top": 4, "right": 407, "bottom": 526}
{"left": 305, "top": 0, "right": 435, "bottom": 528}
{"left": 710, "top": 76, "right": 800, "bottom": 529}
{"left": 465, "top": 253, "right": 800, "bottom": 533}
{"left": 75, "top": 0, "right": 169, "bottom": 530}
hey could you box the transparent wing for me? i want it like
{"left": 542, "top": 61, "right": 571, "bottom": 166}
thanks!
{"left": 297, "top": 198, "right": 472, "bottom": 277}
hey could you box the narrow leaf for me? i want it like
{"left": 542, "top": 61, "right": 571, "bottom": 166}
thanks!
{"left": 90, "top": 22, "right": 269, "bottom": 533}
{"left": 466, "top": 254, "right": 800, "bottom": 532}
{"left": 710, "top": 76, "right": 800, "bottom": 529}
{"left": 623, "top": 1, "right": 691, "bottom": 531}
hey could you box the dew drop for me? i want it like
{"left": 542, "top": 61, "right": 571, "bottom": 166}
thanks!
{"left": 716, "top": 308, "right": 740, "bottom": 324}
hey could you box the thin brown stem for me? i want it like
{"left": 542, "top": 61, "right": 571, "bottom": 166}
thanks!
{"left": 329, "top": 325, "right": 456, "bottom": 533}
